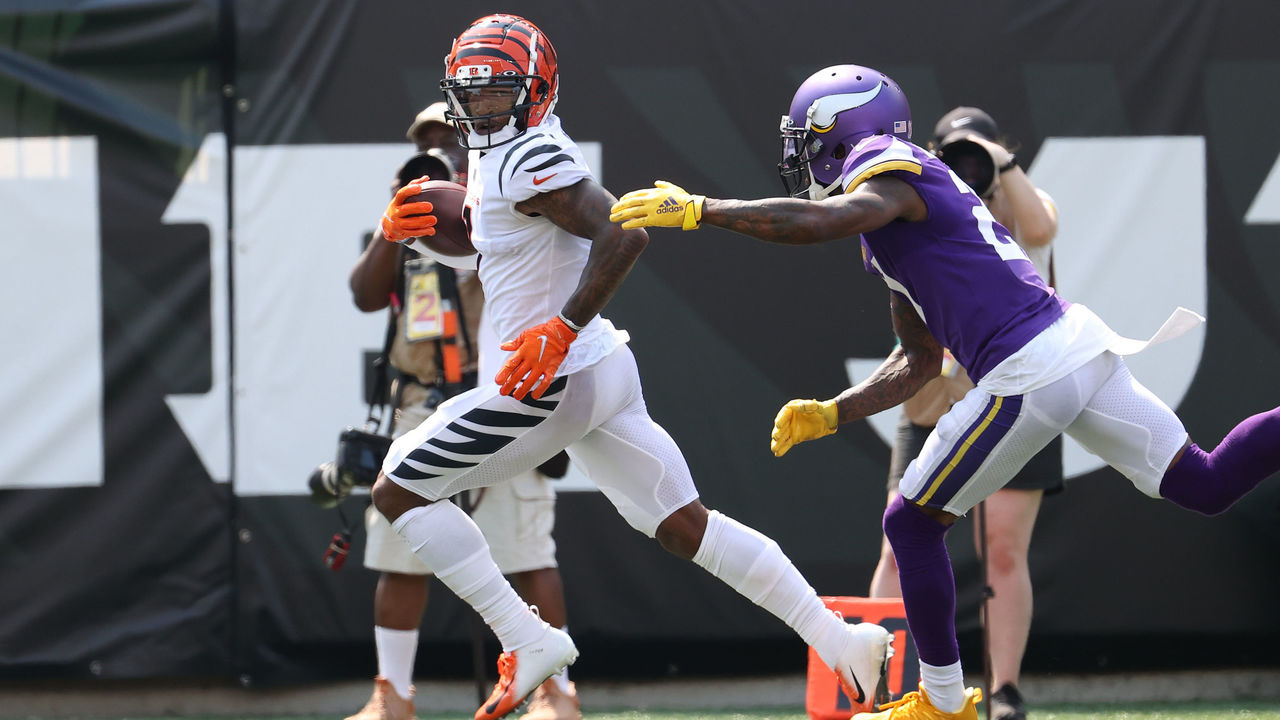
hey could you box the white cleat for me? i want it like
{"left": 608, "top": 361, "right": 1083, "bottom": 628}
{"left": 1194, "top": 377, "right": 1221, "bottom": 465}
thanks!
{"left": 475, "top": 623, "right": 579, "bottom": 720}
{"left": 834, "top": 621, "right": 895, "bottom": 711}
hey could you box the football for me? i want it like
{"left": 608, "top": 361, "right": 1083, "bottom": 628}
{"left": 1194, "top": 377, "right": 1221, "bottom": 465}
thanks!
{"left": 404, "top": 179, "right": 474, "bottom": 257}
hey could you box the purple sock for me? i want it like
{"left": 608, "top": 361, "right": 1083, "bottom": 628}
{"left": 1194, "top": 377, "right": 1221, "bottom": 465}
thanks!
{"left": 1160, "top": 406, "right": 1280, "bottom": 515}
{"left": 882, "top": 494, "right": 959, "bottom": 667}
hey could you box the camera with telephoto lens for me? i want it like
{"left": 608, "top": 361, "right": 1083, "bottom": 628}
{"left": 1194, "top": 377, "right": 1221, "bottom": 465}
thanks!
{"left": 307, "top": 426, "right": 394, "bottom": 508}
{"left": 936, "top": 138, "right": 998, "bottom": 198}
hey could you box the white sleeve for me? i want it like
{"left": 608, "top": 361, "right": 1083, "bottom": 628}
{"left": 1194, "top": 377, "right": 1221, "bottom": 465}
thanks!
{"left": 498, "top": 130, "right": 593, "bottom": 203}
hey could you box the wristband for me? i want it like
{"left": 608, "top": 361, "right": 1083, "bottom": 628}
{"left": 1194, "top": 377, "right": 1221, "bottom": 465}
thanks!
{"left": 557, "top": 313, "right": 585, "bottom": 333}
{"left": 683, "top": 195, "right": 705, "bottom": 231}
{"left": 998, "top": 154, "right": 1018, "bottom": 173}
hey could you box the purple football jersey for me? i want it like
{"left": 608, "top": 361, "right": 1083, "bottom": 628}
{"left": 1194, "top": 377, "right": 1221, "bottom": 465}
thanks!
{"left": 845, "top": 135, "right": 1068, "bottom": 381}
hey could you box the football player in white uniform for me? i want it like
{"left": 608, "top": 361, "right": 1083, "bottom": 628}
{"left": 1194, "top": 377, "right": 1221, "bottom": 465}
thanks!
{"left": 373, "top": 14, "right": 894, "bottom": 720}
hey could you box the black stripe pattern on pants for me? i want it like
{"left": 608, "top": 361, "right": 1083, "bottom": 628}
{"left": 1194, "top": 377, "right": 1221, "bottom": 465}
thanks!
{"left": 391, "top": 376, "right": 569, "bottom": 481}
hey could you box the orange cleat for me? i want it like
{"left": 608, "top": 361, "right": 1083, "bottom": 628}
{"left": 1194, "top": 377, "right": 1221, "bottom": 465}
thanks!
{"left": 474, "top": 625, "right": 578, "bottom": 720}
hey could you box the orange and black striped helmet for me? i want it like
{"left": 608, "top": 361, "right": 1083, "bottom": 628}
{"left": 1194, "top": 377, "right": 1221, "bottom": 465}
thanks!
{"left": 440, "top": 14, "right": 559, "bottom": 150}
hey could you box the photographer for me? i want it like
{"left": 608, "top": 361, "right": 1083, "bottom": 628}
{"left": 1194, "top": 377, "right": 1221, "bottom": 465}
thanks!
{"left": 333, "top": 106, "right": 580, "bottom": 720}
{"left": 867, "top": 107, "right": 1059, "bottom": 720}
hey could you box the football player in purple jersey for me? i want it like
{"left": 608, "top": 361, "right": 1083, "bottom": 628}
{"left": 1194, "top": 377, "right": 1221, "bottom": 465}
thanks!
{"left": 868, "top": 107, "right": 1060, "bottom": 720}
{"left": 611, "top": 65, "right": 1280, "bottom": 720}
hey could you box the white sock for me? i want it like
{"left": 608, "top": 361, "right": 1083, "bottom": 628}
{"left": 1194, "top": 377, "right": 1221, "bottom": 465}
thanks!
{"left": 919, "top": 659, "right": 965, "bottom": 713}
{"left": 691, "top": 510, "right": 847, "bottom": 668}
{"left": 375, "top": 626, "right": 418, "bottom": 699}
{"left": 392, "top": 503, "right": 545, "bottom": 651}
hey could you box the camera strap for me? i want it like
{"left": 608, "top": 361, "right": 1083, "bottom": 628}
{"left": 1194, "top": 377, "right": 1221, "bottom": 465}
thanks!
{"left": 435, "top": 265, "right": 473, "bottom": 386}
{"left": 365, "top": 293, "right": 399, "bottom": 435}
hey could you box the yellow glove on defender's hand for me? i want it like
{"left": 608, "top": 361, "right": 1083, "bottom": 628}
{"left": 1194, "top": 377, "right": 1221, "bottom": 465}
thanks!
{"left": 609, "top": 180, "right": 705, "bottom": 230}
{"left": 770, "top": 399, "right": 838, "bottom": 457}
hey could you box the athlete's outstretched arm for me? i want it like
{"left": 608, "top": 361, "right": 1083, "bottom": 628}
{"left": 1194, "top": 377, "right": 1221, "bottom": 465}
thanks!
{"left": 518, "top": 177, "right": 649, "bottom": 327}
{"left": 493, "top": 180, "right": 647, "bottom": 400}
{"left": 770, "top": 291, "right": 942, "bottom": 457}
{"left": 832, "top": 292, "right": 944, "bottom": 424}
{"left": 610, "top": 176, "right": 926, "bottom": 245}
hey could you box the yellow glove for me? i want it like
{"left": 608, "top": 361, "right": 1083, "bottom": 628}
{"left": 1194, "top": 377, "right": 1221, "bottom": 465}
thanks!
{"left": 609, "top": 180, "right": 705, "bottom": 230}
{"left": 770, "top": 399, "right": 838, "bottom": 457}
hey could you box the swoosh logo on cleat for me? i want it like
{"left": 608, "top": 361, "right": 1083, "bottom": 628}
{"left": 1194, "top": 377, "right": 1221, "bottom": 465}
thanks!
{"left": 845, "top": 666, "right": 866, "bottom": 704}
{"left": 483, "top": 676, "right": 513, "bottom": 716}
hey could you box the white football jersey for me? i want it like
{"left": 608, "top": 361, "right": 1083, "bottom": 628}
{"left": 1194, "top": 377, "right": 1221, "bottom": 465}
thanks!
{"left": 465, "top": 114, "right": 629, "bottom": 377}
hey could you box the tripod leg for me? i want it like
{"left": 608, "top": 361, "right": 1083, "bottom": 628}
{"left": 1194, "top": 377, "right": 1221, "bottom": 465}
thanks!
{"left": 470, "top": 608, "right": 488, "bottom": 705}
{"left": 977, "top": 500, "right": 993, "bottom": 720}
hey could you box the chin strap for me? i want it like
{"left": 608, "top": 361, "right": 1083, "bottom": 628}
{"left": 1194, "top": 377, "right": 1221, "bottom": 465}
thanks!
{"left": 808, "top": 171, "right": 842, "bottom": 200}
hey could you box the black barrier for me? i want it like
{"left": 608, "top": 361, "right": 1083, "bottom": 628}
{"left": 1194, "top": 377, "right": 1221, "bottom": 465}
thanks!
{"left": 1, "top": 0, "right": 1278, "bottom": 683}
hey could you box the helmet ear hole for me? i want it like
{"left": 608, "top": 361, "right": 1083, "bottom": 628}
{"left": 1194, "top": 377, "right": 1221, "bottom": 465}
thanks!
{"left": 831, "top": 143, "right": 848, "bottom": 160}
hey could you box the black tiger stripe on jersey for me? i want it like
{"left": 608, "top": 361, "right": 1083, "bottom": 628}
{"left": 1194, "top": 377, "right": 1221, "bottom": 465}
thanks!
{"left": 525, "top": 153, "right": 573, "bottom": 174}
{"left": 513, "top": 144, "right": 563, "bottom": 172}
{"left": 498, "top": 133, "right": 549, "bottom": 195}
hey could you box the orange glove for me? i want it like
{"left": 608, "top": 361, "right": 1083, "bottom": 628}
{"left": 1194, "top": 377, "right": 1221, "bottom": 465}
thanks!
{"left": 495, "top": 315, "right": 579, "bottom": 400}
{"left": 380, "top": 175, "right": 437, "bottom": 243}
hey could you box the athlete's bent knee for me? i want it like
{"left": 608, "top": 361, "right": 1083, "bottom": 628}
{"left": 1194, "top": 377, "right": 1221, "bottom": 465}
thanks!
{"left": 1160, "top": 444, "right": 1233, "bottom": 516}
{"left": 371, "top": 472, "right": 430, "bottom": 524}
{"left": 656, "top": 501, "right": 709, "bottom": 560}
{"left": 882, "top": 494, "right": 952, "bottom": 549}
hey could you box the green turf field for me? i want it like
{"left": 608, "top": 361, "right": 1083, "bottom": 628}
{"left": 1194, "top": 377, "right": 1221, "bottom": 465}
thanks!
{"left": 435, "top": 708, "right": 1276, "bottom": 720}
{"left": 79, "top": 704, "right": 1280, "bottom": 720}
{"left": 543, "top": 707, "right": 1280, "bottom": 720}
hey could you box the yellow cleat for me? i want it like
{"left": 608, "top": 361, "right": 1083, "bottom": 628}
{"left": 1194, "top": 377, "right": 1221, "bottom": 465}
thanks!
{"left": 852, "top": 686, "right": 982, "bottom": 719}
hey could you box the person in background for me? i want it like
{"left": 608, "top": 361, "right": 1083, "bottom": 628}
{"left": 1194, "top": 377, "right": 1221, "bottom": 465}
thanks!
{"left": 407, "top": 101, "right": 468, "bottom": 173}
{"left": 868, "top": 107, "right": 1059, "bottom": 720}
{"left": 344, "top": 110, "right": 579, "bottom": 720}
